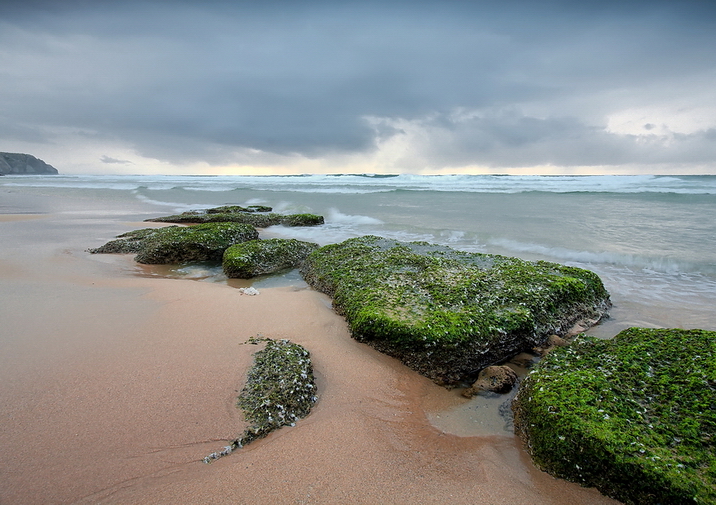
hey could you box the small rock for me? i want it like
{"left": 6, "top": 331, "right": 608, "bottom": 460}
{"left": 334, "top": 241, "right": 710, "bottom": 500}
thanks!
{"left": 533, "top": 334, "right": 569, "bottom": 356}
{"left": 462, "top": 365, "right": 518, "bottom": 397}
{"left": 548, "top": 334, "right": 568, "bottom": 347}
{"left": 239, "top": 287, "right": 260, "bottom": 296}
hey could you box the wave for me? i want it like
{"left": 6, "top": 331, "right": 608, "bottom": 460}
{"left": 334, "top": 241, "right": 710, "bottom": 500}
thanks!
{"left": 326, "top": 208, "right": 384, "bottom": 225}
{"left": 488, "top": 238, "right": 716, "bottom": 276}
{"left": 5, "top": 174, "right": 716, "bottom": 195}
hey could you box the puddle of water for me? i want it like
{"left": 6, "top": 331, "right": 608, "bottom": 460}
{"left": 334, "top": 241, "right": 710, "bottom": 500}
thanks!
{"left": 132, "top": 261, "right": 309, "bottom": 290}
{"left": 425, "top": 353, "right": 539, "bottom": 437}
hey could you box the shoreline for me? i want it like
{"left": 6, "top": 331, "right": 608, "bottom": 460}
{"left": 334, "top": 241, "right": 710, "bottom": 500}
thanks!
{"left": 0, "top": 206, "right": 619, "bottom": 504}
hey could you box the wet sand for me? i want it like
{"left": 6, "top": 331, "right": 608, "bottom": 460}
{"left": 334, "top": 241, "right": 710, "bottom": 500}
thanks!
{"left": 0, "top": 192, "right": 620, "bottom": 504}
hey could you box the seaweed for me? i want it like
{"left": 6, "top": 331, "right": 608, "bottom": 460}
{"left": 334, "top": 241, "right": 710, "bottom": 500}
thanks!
{"left": 204, "top": 337, "right": 317, "bottom": 463}
{"left": 300, "top": 235, "right": 611, "bottom": 384}
{"left": 512, "top": 327, "right": 716, "bottom": 504}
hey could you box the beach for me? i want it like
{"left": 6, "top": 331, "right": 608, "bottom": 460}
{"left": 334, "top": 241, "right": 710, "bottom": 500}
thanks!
{"left": 0, "top": 182, "right": 628, "bottom": 504}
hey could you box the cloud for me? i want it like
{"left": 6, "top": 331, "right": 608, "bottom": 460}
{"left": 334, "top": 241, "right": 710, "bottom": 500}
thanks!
{"left": 370, "top": 111, "right": 716, "bottom": 171}
{"left": 100, "top": 155, "right": 132, "bottom": 164}
{"left": 0, "top": 0, "right": 715, "bottom": 173}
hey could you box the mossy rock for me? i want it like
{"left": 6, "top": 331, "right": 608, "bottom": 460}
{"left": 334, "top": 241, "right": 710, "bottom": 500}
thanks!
{"left": 87, "top": 228, "right": 157, "bottom": 254}
{"left": 204, "top": 337, "right": 317, "bottom": 463}
{"left": 223, "top": 238, "right": 319, "bottom": 278}
{"left": 300, "top": 235, "right": 610, "bottom": 384}
{"left": 512, "top": 328, "right": 716, "bottom": 505}
{"left": 278, "top": 213, "right": 324, "bottom": 227}
{"left": 145, "top": 206, "right": 324, "bottom": 227}
{"left": 88, "top": 223, "right": 259, "bottom": 264}
{"left": 206, "top": 205, "right": 273, "bottom": 213}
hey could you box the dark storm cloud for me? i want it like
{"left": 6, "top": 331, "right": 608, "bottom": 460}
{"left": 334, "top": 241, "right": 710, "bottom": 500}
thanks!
{"left": 1, "top": 0, "right": 715, "bottom": 170}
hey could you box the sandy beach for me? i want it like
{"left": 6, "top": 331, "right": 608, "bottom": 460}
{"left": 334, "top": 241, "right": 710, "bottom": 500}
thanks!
{"left": 0, "top": 189, "right": 620, "bottom": 504}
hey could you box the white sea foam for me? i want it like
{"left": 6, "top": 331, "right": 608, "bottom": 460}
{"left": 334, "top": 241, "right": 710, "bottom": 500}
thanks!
{"left": 131, "top": 191, "right": 202, "bottom": 213}
{"left": 326, "top": 208, "right": 384, "bottom": 225}
{"left": 5, "top": 173, "right": 716, "bottom": 195}
{"left": 488, "top": 237, "right": 709, "bottom": 275}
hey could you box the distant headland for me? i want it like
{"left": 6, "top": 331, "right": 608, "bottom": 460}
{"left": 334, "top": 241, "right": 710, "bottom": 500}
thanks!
{"left": 0, "top": 152, "right": 59, "bottom": 175}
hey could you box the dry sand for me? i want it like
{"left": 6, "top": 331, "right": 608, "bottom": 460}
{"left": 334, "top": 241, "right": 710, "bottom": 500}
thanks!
{"left": 0, "top": 197, "right": 620, "bottom": 504}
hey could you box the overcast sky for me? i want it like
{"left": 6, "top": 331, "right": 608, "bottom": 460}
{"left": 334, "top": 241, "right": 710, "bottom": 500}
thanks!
{"left": 1, "top": 0, "right": 715, "bottom": 175}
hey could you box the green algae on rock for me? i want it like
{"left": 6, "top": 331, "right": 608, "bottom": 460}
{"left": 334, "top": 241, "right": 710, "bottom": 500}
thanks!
{"left": 145, "top": 205, "right": 324, "bottom": 228}
{"left": 512, "top": 327, "right": 716, "bottom": 505}
{"left": 223, "top": 238, "right": 319, "bottom": 279}
{"left": 300, "top": 235, "right": 610, "bottom": 384}
{"left": 88, "top": 223, "right": 259, "bottom": 264}
{"left": 204, "top": 337, "right": 317, "bottom": 463}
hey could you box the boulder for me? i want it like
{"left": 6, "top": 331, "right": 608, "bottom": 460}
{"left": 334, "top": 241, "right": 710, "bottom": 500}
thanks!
{"left": 0, "top": 152, "right": 58, "bottom": 175}
{"left": 88, "top": 223, "right": 259, "bottom": 264}
{"left": 300, "top": 235, "right": 611, "bottom": 385}
{"left": 462, "top": 365, "right": 518, "bottom": 397}
{"left": 223, "top": 238, "right": 319, "bottom": 279}
{"left": 513, "top": 327, "right": 716, "bottom": 505}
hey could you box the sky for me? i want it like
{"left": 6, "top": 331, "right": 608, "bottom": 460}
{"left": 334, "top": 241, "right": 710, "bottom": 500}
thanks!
{"left": 1, "top": 0, "right": 715, "bottom": 175}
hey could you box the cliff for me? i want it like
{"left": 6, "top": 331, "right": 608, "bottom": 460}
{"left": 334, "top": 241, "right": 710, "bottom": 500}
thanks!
{"left": 0, "top": 152, "right": 59, "bottom": 175}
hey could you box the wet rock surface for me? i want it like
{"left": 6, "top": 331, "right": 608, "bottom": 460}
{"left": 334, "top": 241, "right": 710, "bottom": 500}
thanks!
{"left": 88, "top": 223, "right": 259, "bottom": 264}
{"left": 513, "top": 327, "right": 716, "bottom": 505}
{"left": 463, "top": 365, "right": 519, "bottom": 397}
{"left": 223, "top": 238, "right": 319, "bottom": 278}
{"left": 145, "top": 205, "right": 324, "bottom": 227}
{"left": 300, "top": 235, "right": 611, "bottom": 385}
{"left": 204, "top": 337, "right": 317, "bottom": 463}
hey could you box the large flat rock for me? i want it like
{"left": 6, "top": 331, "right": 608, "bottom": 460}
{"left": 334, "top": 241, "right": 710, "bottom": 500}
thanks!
{"left": 301, "top": 235, "right": 611, "bottom": 385}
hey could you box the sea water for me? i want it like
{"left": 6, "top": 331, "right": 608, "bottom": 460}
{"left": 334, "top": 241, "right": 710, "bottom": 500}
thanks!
{"left": 4, "top": 173, "right": 716, "bottom": 335}
{"left": 4, "top": 173, "right": 715, "bottom": 436}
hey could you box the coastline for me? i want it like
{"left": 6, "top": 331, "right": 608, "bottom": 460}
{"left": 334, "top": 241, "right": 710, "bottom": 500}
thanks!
{"left": 0, "top": 196, "right": 619, "bottom": 504}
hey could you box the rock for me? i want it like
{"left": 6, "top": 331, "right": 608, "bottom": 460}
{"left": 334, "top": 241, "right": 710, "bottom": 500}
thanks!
{"left": 145, "top": 206, "right": 324, "bottom": 227}
{"left": 513, "top": 327, "right": 716, "bottom": 505}
{"left": 238, "top": 287, "right": 260, "bottom": 296}
{"left": 278, "top": 213, "right": 325, "bottom": 227}
{"left": 204, "top": 338, "right": 317, "bottom": 463}
{"left": 300, "top": 235, "right": 611, "bottom": 385}
{"left": 88, "top": 223, "right": 259, "bottom": 264}
{"left": 0, "top": 152, "right": 59, "bottom": 175}
{"left": 223, "top": 238, "right": 319, "bottom": 279}
{"left": 532, "top": 334, "right": 569, "bottom": 356}
{"left": 206, "top": 205, "right": 273, "bottom": 214}
{"left": 462, "top": 365, "right": 518, "bottom": 397}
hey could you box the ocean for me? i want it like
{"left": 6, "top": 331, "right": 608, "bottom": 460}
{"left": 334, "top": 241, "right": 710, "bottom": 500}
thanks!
{"left": 3, "top": 173, "right": 716, "bottom": 336}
